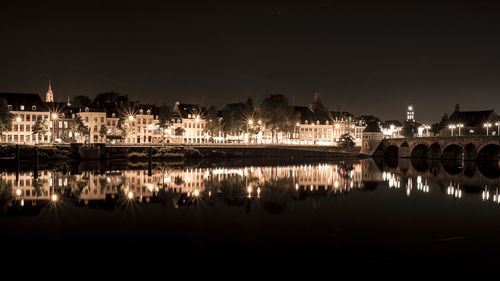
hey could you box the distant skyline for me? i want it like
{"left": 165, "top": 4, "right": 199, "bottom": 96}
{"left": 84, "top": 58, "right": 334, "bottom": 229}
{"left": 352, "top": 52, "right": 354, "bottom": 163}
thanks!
{"left": 1, "top": 0, "right": 500, "bottom": 122}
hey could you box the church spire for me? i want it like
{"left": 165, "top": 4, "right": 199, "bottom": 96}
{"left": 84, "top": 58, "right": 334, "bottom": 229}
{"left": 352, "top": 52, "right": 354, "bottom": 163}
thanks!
{"left": 45, "top": 80, "right": 54, "bottom": 102}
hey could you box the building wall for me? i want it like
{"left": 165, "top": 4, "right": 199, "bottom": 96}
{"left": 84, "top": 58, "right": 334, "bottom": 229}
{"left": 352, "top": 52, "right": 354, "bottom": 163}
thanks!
{"left": 3, "top": 111, "right": 51, "bottom": 144}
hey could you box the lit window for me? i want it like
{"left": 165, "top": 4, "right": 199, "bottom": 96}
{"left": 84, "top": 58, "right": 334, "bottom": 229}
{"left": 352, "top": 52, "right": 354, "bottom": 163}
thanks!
{"left": 20, "top": 105, "right": 24, "bottom": 110}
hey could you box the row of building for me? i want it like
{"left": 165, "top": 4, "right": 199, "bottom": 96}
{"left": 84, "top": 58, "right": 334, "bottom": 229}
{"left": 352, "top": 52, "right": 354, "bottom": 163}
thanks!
{"left": 1, "top": 85, "right": 380, "bottom": 146}
{"left": 5, "top": 83, "right": 495, "bottom": 147}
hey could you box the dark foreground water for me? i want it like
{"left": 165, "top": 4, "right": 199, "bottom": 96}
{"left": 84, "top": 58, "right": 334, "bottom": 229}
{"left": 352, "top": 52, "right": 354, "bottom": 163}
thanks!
{"left": 1, "top": 158, "right": 500, "bottom": 271}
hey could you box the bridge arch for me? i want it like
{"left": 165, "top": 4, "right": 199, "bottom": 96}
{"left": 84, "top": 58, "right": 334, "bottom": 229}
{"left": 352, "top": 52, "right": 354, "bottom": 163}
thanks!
{"left": 477, "top": 143, "right": 500, "bottom": 162}
{"left": 410, "top": 144, "right": 429, "bottom": 159}
{"left": 441, "top": 144, "right": 464, "bottom": 160}
{"left": 384, "top": 145, "right": 399, "bottom": 159}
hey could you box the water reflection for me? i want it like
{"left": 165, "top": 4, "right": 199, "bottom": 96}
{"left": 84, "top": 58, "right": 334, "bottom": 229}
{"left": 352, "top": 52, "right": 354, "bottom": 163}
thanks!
{"left": 0, "top": 157, "right": 499, "bottom": 215}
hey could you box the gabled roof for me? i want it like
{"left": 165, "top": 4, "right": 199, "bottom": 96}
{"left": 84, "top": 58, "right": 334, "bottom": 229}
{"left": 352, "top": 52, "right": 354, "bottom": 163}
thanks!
{"left": 293, "top": 106, "right": 333, "bottom": 125}
{"left": 359, "top": 115, "right": 381, "bottom": 124}
{"left": 449, "top": 109, "right": 499, "bottom": 127}
{"left": 363, "top": 121, "right": 382, "bottom": 133}
{"left": 0, "top": 93, "right": 48, "bottom": 112}
{"left": 174, "top": 102, "right": 204, "bottom": 119}
{"left": 331, "top": 111, "right": 354, "bottom": 121}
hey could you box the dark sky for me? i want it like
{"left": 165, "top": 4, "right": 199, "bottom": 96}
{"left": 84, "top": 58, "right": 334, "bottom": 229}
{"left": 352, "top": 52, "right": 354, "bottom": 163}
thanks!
{"left": 1, "top": 0, "right": 500, "bottom": 122}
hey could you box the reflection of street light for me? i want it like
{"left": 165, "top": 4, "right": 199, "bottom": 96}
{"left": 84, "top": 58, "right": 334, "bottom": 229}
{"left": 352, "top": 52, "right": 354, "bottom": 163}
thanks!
{"left": 457, "top": 123, "right": 463, "bottom": 136}
{"left": 484, "top": 122, "right": 492, "bottom": 135}
{"left": 496, "top": 122, "right": 500, "bottom": 136}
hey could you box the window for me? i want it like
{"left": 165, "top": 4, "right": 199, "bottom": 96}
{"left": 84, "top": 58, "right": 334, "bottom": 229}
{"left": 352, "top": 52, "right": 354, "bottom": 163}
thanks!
{"left": 26, "top": 125, "right": 30, "bottom": 132}
{"left": 94, "top": 126, "right": 97, "bottom": 132}
{"left": 20, "top": 105, "right": 24, "bottom": 110}
{"left": 112, "top": 113, "right": 116, "bottom": 117}
{"left": 94, "top": 117, "right": 97, "bottom": 122}
{"left": 32, "top": 105, "right": 36, "bottom": 110}
{"left": 64, "top": 121, "right": 68, "bottom": 128}
{"left": 59, "top": 121, "right": 62, "bottom": 128}
{"left": 101, "top": 117, "right": 104, "bottom": 123}
{"left": 85, "top": 117, "right": 89, "bottom": 122}
{"left": 8, "top": 105, "right": 12, "bottom": 110}
{"left": 26, "top": 115, "right": 30, "bottom": 121}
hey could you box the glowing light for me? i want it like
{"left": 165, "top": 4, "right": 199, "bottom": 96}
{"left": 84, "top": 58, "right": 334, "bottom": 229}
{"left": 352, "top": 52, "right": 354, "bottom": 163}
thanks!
{"left": 128, "top": 115, "right": 135, "bottom": 121}
{"left": 16, "top": 117, "right": 21, "bottom": 122}
{"left": 247, "top": 185, "right": 252, "bottom": 194}
{"left": 128, "top": 191, "right": 134, "bottom": 199}
{"left": 51, "top": 194, "right": 58, "bottom": 202}
{"left": 193, "top": 189, "right": 200, "bottom": 197}
{"left": 51, "top": 113, "right": 58, "bottom": 120}
{"left": 248, "top": 119, "right": 254, "bottom": 126}
{"left": 16, "top": 189, "right": 21, "bottom": 196}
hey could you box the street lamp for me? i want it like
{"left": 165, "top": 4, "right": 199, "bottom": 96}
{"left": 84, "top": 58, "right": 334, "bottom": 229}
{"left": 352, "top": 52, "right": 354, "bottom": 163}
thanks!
{"left": 456, "top": 123, "right": 464, "bottom": 136}
{"left": 127, "top": 115, "right": 135, "bottom": 143}
{"left": 484, "top": 122, "right": 492, "bottom": 136}
{"left": 448, "top": 124, "right": 456, "bottom": 136}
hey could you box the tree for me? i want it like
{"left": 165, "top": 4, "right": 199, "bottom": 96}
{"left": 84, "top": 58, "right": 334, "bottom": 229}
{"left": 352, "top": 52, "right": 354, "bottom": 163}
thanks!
{"left": 259, "top": 94, "right": 296, "bottom": 143}
{"left": 431, "top": 113, "right": 449, "bottom": 136}
{"left": 70, "top": 95, "right": 92, "bottom": 108}
{"left": 93, "top": 91, "right": 121, "bottom": 106}
{"left": 99, "top": 124, "right": 108, "bottom": 142}
{"left": 0, "top": 98, "right": 13, "bottom": 138}
{"left": 204, "top": 105, "right": 223, "bottom": 141}
{"left": 117, "top": 117, "right": 130, "bottom": 139}
{"left": 338, "top": 133, "right": 355, "bottom": 149}
{"left": 70, "top": 115, "right": 89, "bottom": 143}
{"left": 158, "top": 105, "right": 172, "bottom": 141}
{"left": 222, "top": 103, "right": 247, "bottom": 136}
{"left": 32, "top": 118, "right": 48, "bottom": 144}
{"left": 175, "top": 127, "right": 185, "bottom": 137}
{"left": 402, "top": 121, "right": 418, "bottom": 137}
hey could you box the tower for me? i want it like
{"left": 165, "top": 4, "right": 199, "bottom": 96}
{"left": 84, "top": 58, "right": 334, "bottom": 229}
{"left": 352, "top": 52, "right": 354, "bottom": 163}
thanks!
{"left": 45, "top": 80, "right": 54, "bottom": 102}
{"left": 406, "top": 103, "right": 415, "bottom": 122}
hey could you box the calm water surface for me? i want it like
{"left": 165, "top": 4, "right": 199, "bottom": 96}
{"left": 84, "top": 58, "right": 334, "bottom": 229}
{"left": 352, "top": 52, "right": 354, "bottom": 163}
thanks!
{"left": 1, "top": 158, "right": 500, "bottom": 269}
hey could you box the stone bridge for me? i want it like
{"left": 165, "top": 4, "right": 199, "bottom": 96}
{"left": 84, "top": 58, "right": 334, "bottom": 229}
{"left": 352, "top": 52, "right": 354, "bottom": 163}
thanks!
{"left": 373, "top": 136, "right": 500, "bottom": 161}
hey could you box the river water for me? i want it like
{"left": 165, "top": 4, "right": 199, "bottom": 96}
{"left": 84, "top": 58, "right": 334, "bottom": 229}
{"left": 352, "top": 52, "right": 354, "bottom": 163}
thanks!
{"left": 1, "top": 158, "right": 499, "bottom": 269}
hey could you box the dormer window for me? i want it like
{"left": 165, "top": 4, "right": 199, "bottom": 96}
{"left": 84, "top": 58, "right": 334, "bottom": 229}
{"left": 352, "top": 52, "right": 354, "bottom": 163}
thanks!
{"left": 188, "top": 114, "right": 192, "bottom": 118}
{"left": 20, "top": 105, "right": 24, "bottom": 110}
{"left": 316, "top": 120, "right": 320, "bottom": 125}
{"left": 85, "top": 107, "right": 89, "bottom": 112}
{"left": 147, "top": 109, "right": 151, "bottom": 114}
{"left": 32, "top": 105, "right": 37, "bottom": 110}
{"left": 305, "top": 120, "right": 308, "bottom": 125}
{"left": 112, "top": 113, "right": 116, "bottom": 118}
{"left": 326, "top": 121, "right": 329, "bottom": 125}
{"left": 8, "top": 105, "right": 12, "bottom": 110}
{"left": 139, "top": 109, "right": 143, "bottom": 114}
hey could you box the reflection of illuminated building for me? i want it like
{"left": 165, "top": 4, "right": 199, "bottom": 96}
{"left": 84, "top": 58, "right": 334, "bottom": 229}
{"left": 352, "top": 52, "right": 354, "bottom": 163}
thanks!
{"left": 1, "top": 171, "right": 53, "bottom": 201}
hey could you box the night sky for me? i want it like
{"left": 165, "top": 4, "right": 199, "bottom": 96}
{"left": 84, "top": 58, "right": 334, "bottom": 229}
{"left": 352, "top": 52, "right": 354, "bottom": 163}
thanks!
{"left": 1, "top": 0, "right": 500, "bottom": 121}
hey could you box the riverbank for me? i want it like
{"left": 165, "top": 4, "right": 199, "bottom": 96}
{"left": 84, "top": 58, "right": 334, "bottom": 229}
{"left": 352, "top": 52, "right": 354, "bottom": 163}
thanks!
{"left": 0, "top": 143, "right": 366, "bottom": 162}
